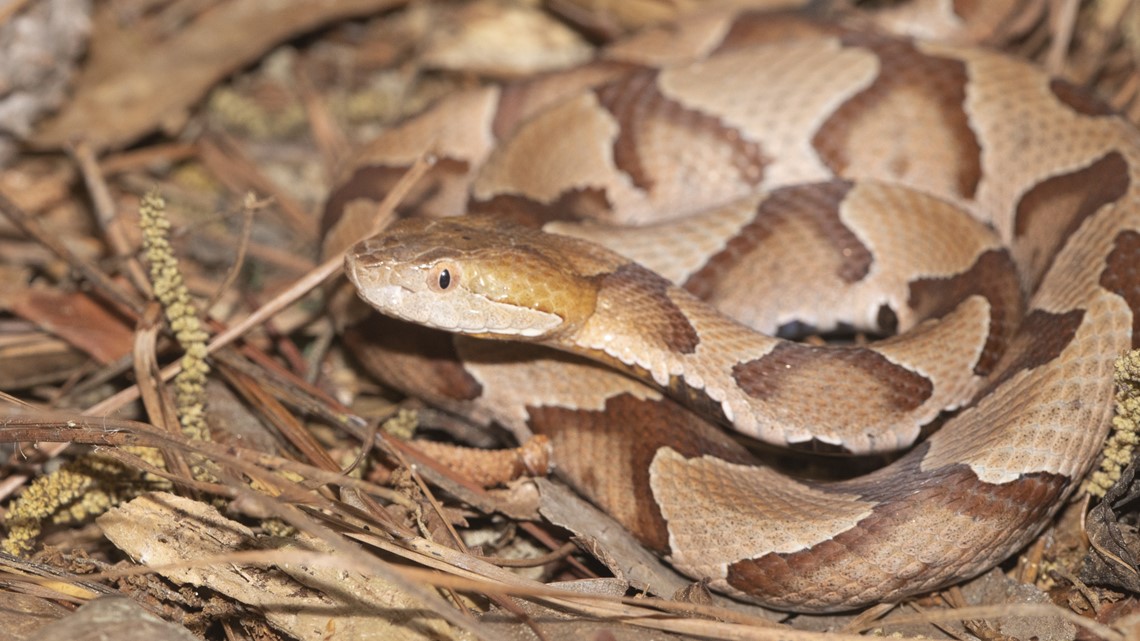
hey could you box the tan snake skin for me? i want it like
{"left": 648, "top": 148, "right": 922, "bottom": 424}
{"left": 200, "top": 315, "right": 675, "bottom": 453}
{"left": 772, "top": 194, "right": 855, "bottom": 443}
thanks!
{"left": 325, "top": 9, "right": 1140, "bottom": 612}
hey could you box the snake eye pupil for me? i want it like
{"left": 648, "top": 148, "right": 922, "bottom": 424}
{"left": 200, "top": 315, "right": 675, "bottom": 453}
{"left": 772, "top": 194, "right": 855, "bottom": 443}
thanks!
{"left": 438, "top": 269, "right": 451, "bottom": 290}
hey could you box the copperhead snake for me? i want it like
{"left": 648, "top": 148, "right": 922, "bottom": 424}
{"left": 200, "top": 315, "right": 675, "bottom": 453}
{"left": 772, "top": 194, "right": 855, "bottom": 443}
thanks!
{"left": 322, "top": 8, "right": 1140, "bottom": 612}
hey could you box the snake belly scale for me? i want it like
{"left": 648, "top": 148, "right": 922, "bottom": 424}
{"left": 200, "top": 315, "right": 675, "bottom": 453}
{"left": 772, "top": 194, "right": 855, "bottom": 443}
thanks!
{"left": 325, "top": 10, "right": 1140, "bottom": 612}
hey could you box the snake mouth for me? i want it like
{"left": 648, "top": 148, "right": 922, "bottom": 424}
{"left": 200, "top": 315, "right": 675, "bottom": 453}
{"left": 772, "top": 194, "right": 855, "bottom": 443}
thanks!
{"left": 363, "top": 284, "right": 409, "bottom": 310}
{"left": 344, "top": 258, "right": 413, "bottom": 315}
{"left": 347, "top": 258, "right": 564, "bottom": 337}
{"left": 355, "top": 282, "right": 426, "bottom": 324}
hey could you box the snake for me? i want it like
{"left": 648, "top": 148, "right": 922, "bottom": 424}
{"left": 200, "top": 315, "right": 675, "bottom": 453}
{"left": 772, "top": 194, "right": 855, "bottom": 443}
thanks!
{"left": 322, "top": 7, "right": 1140, "bottom": 612}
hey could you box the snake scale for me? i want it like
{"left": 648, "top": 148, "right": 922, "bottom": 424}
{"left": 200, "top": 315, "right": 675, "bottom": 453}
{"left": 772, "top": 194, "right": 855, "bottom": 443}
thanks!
{"left": 322, "top": 6, "right": 1140, "bottom": 612}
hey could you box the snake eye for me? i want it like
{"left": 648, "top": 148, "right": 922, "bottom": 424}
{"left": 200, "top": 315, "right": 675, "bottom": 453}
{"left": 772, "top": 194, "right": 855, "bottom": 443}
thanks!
{"left": 430, "top": 264, "right": 456, "bottom": 292}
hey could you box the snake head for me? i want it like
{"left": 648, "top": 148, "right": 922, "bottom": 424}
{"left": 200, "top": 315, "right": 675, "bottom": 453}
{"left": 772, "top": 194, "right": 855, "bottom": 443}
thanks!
{"left": 345, "top": 216, "right": 607, "bottom": 340}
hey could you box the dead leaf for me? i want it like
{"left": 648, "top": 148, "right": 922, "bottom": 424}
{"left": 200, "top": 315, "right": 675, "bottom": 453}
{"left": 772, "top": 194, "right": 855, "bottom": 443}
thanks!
{"left": 31, "top": 0, "right": 406, "bottom": 152}
{"left": 1082, "top": 461, "right": 1140, "bottom": 593}
{"left": 8, "top": 288, "right": 133, "bottom": 364}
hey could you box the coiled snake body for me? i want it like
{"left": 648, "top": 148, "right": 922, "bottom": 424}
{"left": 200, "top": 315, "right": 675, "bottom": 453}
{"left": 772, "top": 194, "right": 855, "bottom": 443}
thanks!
{"left": 325, "top": 10, "right": 1140, "bottom": 612}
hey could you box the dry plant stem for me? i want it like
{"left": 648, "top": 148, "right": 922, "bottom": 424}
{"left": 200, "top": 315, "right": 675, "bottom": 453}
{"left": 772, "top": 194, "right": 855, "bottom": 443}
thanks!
{"left": 0, "top": 554, "right": 119, "bottom": 601}
{"left": 0, "top": 572, "right": 97, "bottom": 603}
{"left": 99, "top": 142, "right": 198, "bottom": 175}
{"left": 864, "top": 603, "right": 1121, "bottom": 640}
{"left": 91, "top": 446, "right": 243, "bottom": 501}
{"left": 295, "top": 61, "right": 350, "bottom": 177}
{"left": 478, "top": 540, "right": 579, "bottom": 568}
{"left": 382, "top": 433, "right": 600, "bottom": 580}
{"left": 137, "top": 190, "right": 211, "bottom": 448}
{"left": 131, "top": 303, "right": 195, "bottom": 483}
{"left": 1053, "top": 564, "right": 1100, "bottom": 610}
{"left": 1, "top": 150, "right": 432, "bottom": 503}
{"left": 0, "top": 190, "right": 144, "bottom": 318}
{"left": 0, "top": 189, "right": 146, "bottom": 499}
{"left": 303, "top": 323, "right": 336, "bottom": 384}
{"left": 70, "top": 141, "right": 152, "bottom": 297}
{"left": 1046, "top": 0, "right": 1081, "bottom": 74}
{"left": 197, "top": 135, "right": 316, "bottom": 240}
{"left": 386, "top": 431, "right": 599, "bottom": 577}
{"left": 77, "top": 544, "right": 819, "bottom": 641}
{"left": 254, "top": 308, "right": 309, "bottom": 375}
{"left": 387, "top": 443, "right": 471, "bottom": 554}
{"left": 0, "top": 414, "right": 418, "bottom": 511}
{"left": 839, "top": 602, "right": 896, "bottom": 633}
{"left": 923, "top": 589, "right": 972, "bottom": 639}
{"left": 362, "top": 533, "right": 1127, "bottom": 641}
{"left": 1016, "top": 536, "right": 1047, "bottom": 584}
{"left": 55, "top": 352, "right": 138, "bottom": 404}
{"left": 336, "top": 485, "right": 412, "bottom": 538}
{"left": 225, "top": 488, "right": 495, "bottom": 640}
{"left": 1112, "top": 71, "right": 1139, "bottom": 110}
{"left": 216, "top": 361, "right": 342, "bottom": 472}
{"left": 516, "top": 520, "right": 598, "bottom": 579}
{"left": 2, "top": 146, "right": 569, "bottom": 633}
{"left": 340, "top": 415, "right": 380, "bottom": 478}
{"left": 212, "top": 348, "right": 359, "bottom": 430}
{"left": 85, "top": 153, "right": 434, "bottom": 420}
{"left": 204, "top": 193, "right": 260, "bottom": 312}
{"left": 83, "top": 447, "right": 496, "bottom": 638}
{"left": 1068, "top": 0, "right": 1130, "bottom": 85}
{"left": 0, "top": 391, "right": 34, "bottom": 407}
{"left": 405, "top": 466, "right": 477, "bottom": 619}
{"left": 1, "top": 147, "right": 428, "bottom": 490}
{"left": 57, "top": 319, "right": 348, "bottom": 433}
{"left": 355, "top": 533, "right": 799, "bottom": 636}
